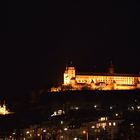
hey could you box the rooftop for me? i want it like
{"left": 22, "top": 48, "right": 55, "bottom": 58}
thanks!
{"left": 77, "top": 72, "right": 140, "bottom": 77}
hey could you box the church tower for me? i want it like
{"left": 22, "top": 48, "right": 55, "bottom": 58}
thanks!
{"left": 63, "top": 63, "right": 76, "bottom": 85}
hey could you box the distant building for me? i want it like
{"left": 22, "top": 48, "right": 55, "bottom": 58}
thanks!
{"left": 82, "top": 117, "right": 123, "bottom": 140}
{"left": 0, "top": 101, "right": 13, "bottom": 115}
{"left": 63, "top": 65, "right": 140, "bottom": 90}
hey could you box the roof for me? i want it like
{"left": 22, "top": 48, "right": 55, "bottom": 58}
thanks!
{"left": 77, "top": 72, "right": 140, "bottom": 77}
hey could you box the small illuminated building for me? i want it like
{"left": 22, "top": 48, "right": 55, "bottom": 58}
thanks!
{"left": 86, "top": 117, "right": 123, "bottom": 140}
{"left": 0, "top": 101, "right": 13, "bottom": 115}
{"left": 63, "top": 65, "right": 140, "bottom": 90}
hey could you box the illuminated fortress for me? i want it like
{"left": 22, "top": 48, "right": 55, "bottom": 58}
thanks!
{"left": 62, "top": 64, "right": 140, "bottom": 90}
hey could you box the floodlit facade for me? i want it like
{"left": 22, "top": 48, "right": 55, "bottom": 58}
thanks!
{"left": 63, "top": 65, "right": 140, "bottom": 90}
{"left": 0, "top": 102, "right": 13, "bottom": 115}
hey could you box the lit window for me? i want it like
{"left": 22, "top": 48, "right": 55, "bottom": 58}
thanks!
{"left": 91, "top": 125, "right": 95, "bottom": 129}
{"left": 13, "top": 132, "right": 16, "bottom": 135}
{"left": 64, "top": 128, "right": 68, "bottom": 131}
{"left": 137, "top": 106, "right": 140, "bottom": 109}
{"left": 131, "top": 106, "right": 134, "bottom": 110}
{"left": 82, "top": 130, "right": 87, "bottom": 134}
{"left": 43, "top": 129, "right": 46, "bottom": 133}
{"left": 110, "top": 106, "right": 113, "bottom": 110}
{"left": 113, "top": 122, "right": 116, "bottom": 126}
{"left": 75, "top": 107, "right": 79, "bottom": 110}
{"left": 130, "top": 123, "right": 134, "bottom": 126}
{"left": 100, "top": 117, "right": 107, "bottom": 121}
{"left": 115, "top": 113, "right": 119, "bottom": 117}
{"left": 37, "top": 134, "right": 40, "bottom": 137}
{"left": 94, "top": 105, "right": 97, "bottom": 108}
{"left": 26, "top": 131, "right": 30, "bottom": 134}
{"left": 102, "top": 123, "right": 106, "bottom": 128}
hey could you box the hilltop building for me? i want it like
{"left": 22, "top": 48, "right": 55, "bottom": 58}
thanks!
{"left": 62, "top": 64, "right": 140, "bottom": 90}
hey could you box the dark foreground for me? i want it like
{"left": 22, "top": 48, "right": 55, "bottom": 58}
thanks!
{"left": 0, "top": 90, "right": 140, "bottom": 140}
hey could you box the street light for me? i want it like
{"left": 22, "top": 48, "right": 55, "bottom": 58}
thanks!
{"left": 82, "top": 130, "right": 88, "bottom": 140}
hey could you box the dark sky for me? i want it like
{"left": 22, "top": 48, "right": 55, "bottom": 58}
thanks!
{"left": 5, "top": 1, "right": 140, "bottom": 96}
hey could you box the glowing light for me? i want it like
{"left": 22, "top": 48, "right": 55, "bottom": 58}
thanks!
{"left": 137, "top": 106, "right": 140, "bottom": 109}
{"left": 110, "top": 106, "right": 113, "bottom": 110}
{"left": 115, "top": 113, "right": 119, "bottom": 117}
{"left": 0, "top": 101, "right": 14, "bottom": 115}
{"left": 109, "top": 122, "right": 112, "bottom": 126}
{"left": 51, "top": 110, "right": 65, "bottom": 117}
{"left": 100, "top": 117, "right": 107, "bottom": 121}
{"left": 64, "top": 128, "right": 68, "bottom": 131}
{"left": 26, "top": 131, "right": 30, "bottom": 134}
{"left": 91, "top": 125, "right": 95, "bottom": 129}
{"left": 37, "top": 134, "right": 40, "bottom": 137}
{"left": 82, "top": 130, "right": 86, "bottom": 134}
{"left": 75, "top": 107, "right": 79, "bottom": 110}
{"left": 43, "top": 129, "right": 46, "bottom": 133}
{"left": 130, "top": 123, "right": 134, "bottom": 126}
{"left": 131, "top": 106, "right": 134, "bottom": 110}
{"left": 113, "top": 122, "right": 116, "bottom": 126}
{"left": 94, "top": 105, "right": 97, "bottom": 108}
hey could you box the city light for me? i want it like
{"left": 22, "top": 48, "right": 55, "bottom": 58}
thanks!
{"left": 26, "top": 131, "right": 30, "bottom": 134}
{"left": 110, "top": 106, "right": 113, "bottom": 110}
{"left": 82, "top": 130, "right": 88, "bottom": 140}
{"left": 130, "top": 123, "right": 134, "bottom": 126}
{"left": 43, "top": 129, "right": 46, "bottom": 133}
{"left": 64, "top": 127, "right": 68, "bottom": 131}
{"left": 61, "top": 121, "right": 64, "bottom": 125}
{"left": 91, "top": 125, "right": 95, "bottom": 129}
{"left": 82, "top": 130, "right": 86, "bottom": 134}
{"left": 115, "top": 113, "right": 119, "bottom": 117}
{"left": 0, "top": 101, "right": 14, "bottom": 115}
{"left": 100, "top": 117, "right": 108, "bottom": 121}
{"left": 109, "top": 122, "right": 112, "bottom": 126}
{"left": 113, "top": 122, "right": 116, "bottom": 126}
{"left": 37, "top": 133, "right": 40, "bottom": 137}
{"left": 51, "top": 110, "right": 65, "bottom": 117}
{"left": 137, "top": 106, "right": 140, "bottom": 109}
{"left": 94, "top": 105, "right": 97, "bottom": 108}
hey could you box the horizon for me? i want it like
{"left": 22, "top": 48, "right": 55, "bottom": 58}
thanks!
{"left": 6, "top": 0, "right": 140, "bottom": 96}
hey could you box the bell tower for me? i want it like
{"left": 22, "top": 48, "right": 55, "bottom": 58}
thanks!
{"left": 63, "top": 63, "right": 76, "bottom": 85}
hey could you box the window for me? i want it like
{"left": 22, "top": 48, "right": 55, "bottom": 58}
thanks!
{"left": 113, "top": 122, "right": 116, "bottom": 126}
{"left": 109, "top": 122, "right": 112, "bottom": 126}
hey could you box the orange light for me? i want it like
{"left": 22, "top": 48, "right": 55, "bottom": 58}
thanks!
{"left": 82, "top": 130, "right": 86, "bottom": 134}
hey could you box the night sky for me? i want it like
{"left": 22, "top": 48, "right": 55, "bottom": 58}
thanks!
{"left": 6, "top": 1, "right": 140, "bottom": 96}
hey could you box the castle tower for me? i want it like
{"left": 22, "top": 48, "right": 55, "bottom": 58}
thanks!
{"left": 64, "top": 64, "right": 76, "bottom": 85}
